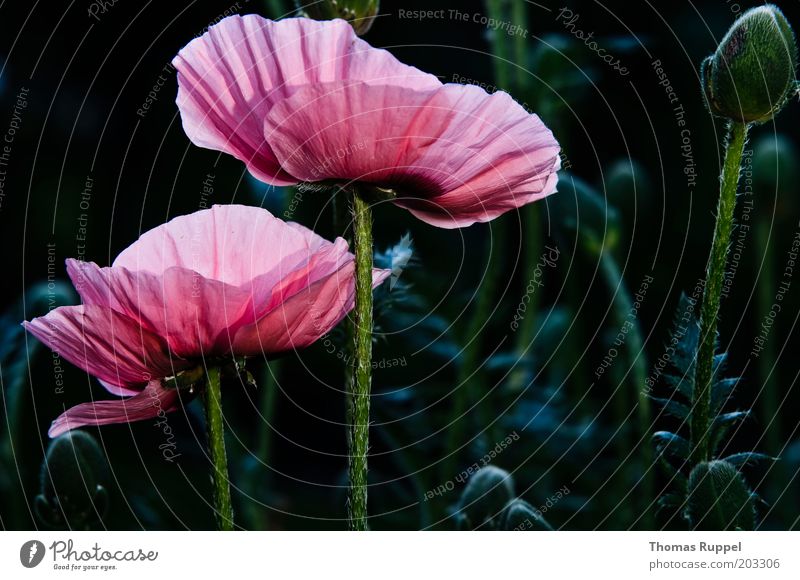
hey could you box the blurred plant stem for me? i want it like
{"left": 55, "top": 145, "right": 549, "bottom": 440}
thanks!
{"left": 256, "top": 361, "right": 280, "bottom": 465}
{"left": 444, "top": 223, "right": 507, "bottom": 477}
{"left": 348, "top": 190, "right": 373, "bottom": 531}
{"left": 441, "top": 0, "right": 519, "bottom": 490}
{"left": 204, "top": 365, "right": 234, "bottom": 530}
{"left": 508, "top": 0, "right": 543, "bottom": 391}
{"left": 754, "top": 216, "right": 781, "bottom": 457}
{"left": 265, "top": 0, "right": 289, "bottom": 19}
{"left": 486, "top": 0, "right": 511, "bottom": 89}
{"left": 600, "top": 251, "right": 653, "bottom": 528}
{"left": 692, "top": 121, "right": 749, "bottom": 465}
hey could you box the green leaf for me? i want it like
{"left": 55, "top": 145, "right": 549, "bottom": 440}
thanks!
{"left": 653, "top": 431, "right": 691, "bottom": 465}
{"left": 711, "top": 411, "right": 750, "bottom": 454}
{"left": 650, "top": 397, "right": 691, "bottom": 421}
{"left": 722, "top": 452, "right": 778, "bottom": 469}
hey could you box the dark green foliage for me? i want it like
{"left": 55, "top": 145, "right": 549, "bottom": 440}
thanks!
{"left": 652, "top": 294, "right": 769, "bottom": 529}
{"left": 686, "top": 461, "right": 756, "bottom": 530}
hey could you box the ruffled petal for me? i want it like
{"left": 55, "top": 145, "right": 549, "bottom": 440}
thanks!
{"left": 66, "top": 260, "right": 253, "bottom": 358}
{"left": 232, "top": 263, "right": 390, "bottom": 355}
{"left": 263, "top": 82, "right": 561, "bottom": 228}
{"left": 173, "top": 15, "right": 439, "bottom": 184}
{"left": 48, "top": 381, "right": 183, "bottom": 438}
{"left": 113, "top": 204, "right": 341, "bottom": 283}
{"left": 23, "top": 305, "right": 182, "bottom": 392}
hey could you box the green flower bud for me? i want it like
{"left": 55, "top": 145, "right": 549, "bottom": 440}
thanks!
{"left": 501, "top": 498, "right": 553, "bottom": 531}
{"left": 34, "top": 431, "right": 110, "bottom": 529}
{"left": 456, "top": 466, "right": 515, "bottom": 530}
{"left": 702, "top": 5, "right": 798, "bottom": 124}
{"left": 298, "top": 0, "right": 379, "bottom": 36}
{"left": 686, "top": 460, "right": 755, "bottom": 531}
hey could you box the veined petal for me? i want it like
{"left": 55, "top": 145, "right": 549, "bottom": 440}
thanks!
{"left": 48, "top": 381, "right": 184, "bottom": 438}
{"left": 113, "top": 204, "right": 340, "bottom": 283}
{"left": 173, "top": 15, "right": 439, "bottom": 184}
{"left": 263, "top": 82, "right": 561, "bottom": 228}
{"left": 232, "top": 262, "right": 390, "bottom": 355}
{"left": 23, "top": 305, "right": 182, "bottom": 391}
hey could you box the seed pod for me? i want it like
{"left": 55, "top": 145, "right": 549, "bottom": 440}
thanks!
{"left": 456, "top": 466, "right": 515, "bottom": 530}
{"left": 501, "top": 498, "right": 553, "bottom": 531}
{"left": 686, "top": 460, "right": 755, "bottom": 531}
{"left": 702, "top": 5, "right": 798, "bottom": 124}
{"left": 34, "top": 431, "right": 110, "bottom": 529}
{"left": 297, "top": 0, "right": 379, "bottom": 36}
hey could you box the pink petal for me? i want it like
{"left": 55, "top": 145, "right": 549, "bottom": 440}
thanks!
{"left": 23, "top": 305, "right": 182, "bottom": 393}
{"left": 263, "top": 82, "right": 561, "bottom": 228}
{"left": 67, "top": 260, "right": 253, "bottom": 358}
{"left": 173, "top": 15, "right": 439, "bottom": 185}
{"left": 48, "top": 381, "right": 183, "bottom": 438}
{"left": 113, "top": 204, "right": 341, "bottom": 282}
{"left": 232, "top": 263, "right": 390, "bottom": 355}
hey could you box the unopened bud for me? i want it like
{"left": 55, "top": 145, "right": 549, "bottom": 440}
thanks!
{"left": 456, "top": 465, "right": 515, "bottom": 530}
{"left": 686, "top": 460, "right": 755, "bottom": 531}
{"left": 702, "top": 5, "right": 798, "bottom": 123}
{"left": 298, "top": 0, "right": 379, "bottom": 36}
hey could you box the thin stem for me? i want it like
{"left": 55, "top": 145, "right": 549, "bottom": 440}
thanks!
{"left": 600, "top": 251, "right": 653, "bottom": 528}
{"left": 204, "top": 365, "right": 234, "bottom": 530}
{"left": 443, "top": 221, "right": 507, "bottom": 478}
{"left": 754, "top": 216, "right": 781, "bottom": 457}
{"left": 486, "top": 0, "right": 510, "bottom": 89}
{"left": 511, "top": 0, "right": 529, "bottom": 91}
{"left": 348, "top": 190, "right": 374, "bottom": 531}
{"left": 692, "top": 121, "right": 749, "bottom": 465}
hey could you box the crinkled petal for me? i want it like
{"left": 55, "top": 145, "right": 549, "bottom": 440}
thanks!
{"left": 23, "top": 305, "right": 182, "bottom": 392}
{"left": 67, "top": 260, "right": 253, "bottom": 358}
{"left": 232, "top": 263, "right": 390, "bottom": 355}
{"left": 48, "top": 381, "right": 183, "bottom": 438}
{"left": 173, "top": 15, "right": 439, "bottom": 184}
{"left": 263, "top": 82, "right": 561, "bottom": 228}
{"left": 113, "top": 204, "right": 341, "bottom": 283}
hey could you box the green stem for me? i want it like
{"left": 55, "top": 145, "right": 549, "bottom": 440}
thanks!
{"left": 204, "top": 365, "right": 234, "bottom": 530}
{"left": 443, "top": 222, "right": 507, "bottom": 474}
{"left": 692, "top": 121, "right": 749, "bottom": 465}
{"left": 486, "top": 0, "right": 510, "bottom": 89}
{"left": 754, "top": 216, "right": 781, "bottom": 457}
{"left": 511, "top": 0, "right": 529, "bottom": 90}
{"left": 600, "top": 251, "right": 653, "bottom": 528}
{"left": 348, "top": 190, "right": 374, "bottom": 531}
{"left": 510, "top": 203, "right": 542, "bottom": 392}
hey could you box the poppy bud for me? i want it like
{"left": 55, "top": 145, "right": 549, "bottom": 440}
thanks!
{"left": 501, "top": 498, "right": 553, "bottom": 531}
{"left": 298, "top": 0, "right": 379, "bottom": 36}
{"left": 686, "top": 460, "right": 755, "bottom": 531}
{"left": 34, "top": 431, "right": 110, "bottom": 529}
{"left": 456, "top": 465, "right": 515, "bottom": 530}
{"left": 702, "top": 5, "right": 798, "bottom": 124}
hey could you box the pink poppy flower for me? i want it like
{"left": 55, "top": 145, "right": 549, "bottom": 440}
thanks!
{"left": 23, "top": 205, "right": 389, "bottom": 437}
{"left": 173, "top": 15, "right": 561, "bottom": 229}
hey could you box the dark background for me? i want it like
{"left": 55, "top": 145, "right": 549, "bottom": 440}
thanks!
{"left": 1, "top": 0, "right": 798, "bottom": 530}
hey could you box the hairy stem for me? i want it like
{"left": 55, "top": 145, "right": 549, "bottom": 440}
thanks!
{"left": 692, "top": 121, "right": 749, "bottom": 464}
{"left": 348, "top": 190, "right": 374, "bottom": 531}
{"left": 204, "top": 365, "right": 234, "bottom": 530}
